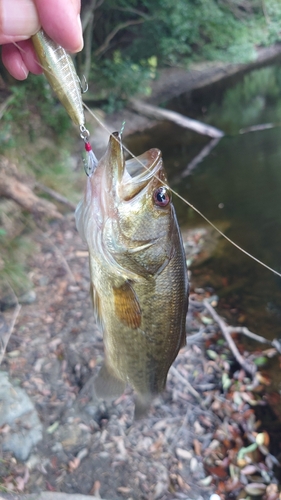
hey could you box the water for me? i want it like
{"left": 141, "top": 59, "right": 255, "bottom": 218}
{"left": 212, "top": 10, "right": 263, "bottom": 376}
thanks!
{"left": 126, "top": 63, "right": 281, "bottom": 339}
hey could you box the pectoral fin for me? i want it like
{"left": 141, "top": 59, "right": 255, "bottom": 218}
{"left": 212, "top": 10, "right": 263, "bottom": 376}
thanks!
{"left": 113, "top": 281, "right": 141, "bottom": 329}
{"left": 94, "top": 363, "right": 125, "bottom": 401}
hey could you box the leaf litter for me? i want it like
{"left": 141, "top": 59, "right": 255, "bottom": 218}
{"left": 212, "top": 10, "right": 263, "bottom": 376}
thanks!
{"left": 0, "top": 216, "right": 280, "bottom": 500}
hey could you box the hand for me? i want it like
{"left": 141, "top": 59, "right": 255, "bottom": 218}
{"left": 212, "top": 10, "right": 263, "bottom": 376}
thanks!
{"left": 0, "top": 0, "right": 83, "bottom": 80}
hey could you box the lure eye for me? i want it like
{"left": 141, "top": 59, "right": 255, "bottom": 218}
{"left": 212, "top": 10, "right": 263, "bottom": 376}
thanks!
{"left": 153, "top": 186, "right": 171, "bottom": 207}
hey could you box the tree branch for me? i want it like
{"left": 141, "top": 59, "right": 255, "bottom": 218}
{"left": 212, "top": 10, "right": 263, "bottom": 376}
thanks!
{"left": 94, "top": 19, "right": 145, "bottom": 58}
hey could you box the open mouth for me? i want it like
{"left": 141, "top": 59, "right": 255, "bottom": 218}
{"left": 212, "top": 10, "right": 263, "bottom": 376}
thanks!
{"left": 107, "top": 132, "right": 163, "bottom": 200}
{"left": 121, "top": 149, "right": 162, "bottom": 200}
{"left": 125, "top": 149, "right": 161, "bottom": 180}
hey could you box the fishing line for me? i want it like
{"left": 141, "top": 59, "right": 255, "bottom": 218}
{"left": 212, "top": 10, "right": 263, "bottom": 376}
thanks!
{"left": 83, "top": 103, "right": 281, "bottom": 279}
{"left": 11, "top": 41, "right": 281, "bottom": 278}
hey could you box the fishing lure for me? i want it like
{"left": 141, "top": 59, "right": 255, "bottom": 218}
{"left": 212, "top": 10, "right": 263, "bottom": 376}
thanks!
{"left": 32, "top": 29, "right": 97, "bottom": 177}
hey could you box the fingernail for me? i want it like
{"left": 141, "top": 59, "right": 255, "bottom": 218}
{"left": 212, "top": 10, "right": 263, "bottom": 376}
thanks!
{"left": 76, "top": 15, "right": 84, "bottom": 52}
{"left": 20, "top": 63, "right": 29, "bottom": 80}
{"left": 2, "top": 0, "right": 40, "bottom": 36}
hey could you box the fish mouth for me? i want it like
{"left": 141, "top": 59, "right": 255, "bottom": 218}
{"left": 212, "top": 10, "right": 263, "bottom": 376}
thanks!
{"left": 107, "top": 132, "right": 163, "bottom": 200}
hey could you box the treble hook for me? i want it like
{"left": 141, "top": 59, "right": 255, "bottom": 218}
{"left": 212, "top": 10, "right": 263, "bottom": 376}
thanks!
{"left": 80, "top": 75, "right": 89, "bottom": 94}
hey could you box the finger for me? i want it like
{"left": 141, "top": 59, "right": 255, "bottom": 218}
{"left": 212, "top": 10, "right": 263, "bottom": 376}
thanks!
{"left": 34, "top": 0, "right": 83, "bottom": 53}
{"left": 2, "top": 43, "right": 29, "bottom": 80}
{"left": 0, "top": 0, "right": 40, "bottom": 44}
{"left": 17, "top": 40, "right": 42, "bottom": 75}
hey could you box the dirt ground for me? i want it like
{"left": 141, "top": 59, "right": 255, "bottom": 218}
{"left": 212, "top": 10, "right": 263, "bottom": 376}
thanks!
{"left": 0, "top": 213, "right": 280, "bottom": 500}
{"left": 0, "top": 215, "right": 214, "bottom": 499}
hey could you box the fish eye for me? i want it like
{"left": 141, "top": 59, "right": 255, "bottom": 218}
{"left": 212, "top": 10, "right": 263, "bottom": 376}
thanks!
{"left": 153, "top": 186, "right": 171, "bottom": 207}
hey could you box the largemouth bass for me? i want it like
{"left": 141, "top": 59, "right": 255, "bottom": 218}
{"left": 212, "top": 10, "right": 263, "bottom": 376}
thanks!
{"left": 76, "top": 132, "right": 189, "bottom": 417}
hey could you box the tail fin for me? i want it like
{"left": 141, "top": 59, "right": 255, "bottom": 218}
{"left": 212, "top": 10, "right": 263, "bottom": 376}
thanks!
{"left": 94, "top": 363, "right": 125, "bottom": 401}
{"left": 134, "top": 393, "right": 153, "bottom": 419}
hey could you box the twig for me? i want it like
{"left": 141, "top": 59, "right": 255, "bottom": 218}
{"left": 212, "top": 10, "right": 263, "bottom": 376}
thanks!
{"left": 81, "top": 0, "right": 98, "bottom": 31}
{"left": 0, "top": 94, "right": 14, "bottom": 120}
{"left": 230, "top": 326, "right": 281, "bottom": 354}
{"left": 35, "top": 182, "right": 76, "bottom": 210}
{"left": 83, "top": 10, "right": 95, "bottom": 83}
{"left": 186, "top": 328, "right": 205, "bottom": 344}
{"left": 230, "top": 326, "right": 269, "bottom": 345}
{"left": 114, "top": 6, "right": 153, "bottom": 20}
{"left": 94, "top": 19, "right": 145, "bottom": 58}
{"left": 261, "top": 0, "right": 270, "bottom": 24}
{"left": 203, "top": 300, "right": 257, "bottom": 376}
{"left": 169, "top": 366, "right": 202, "bottom": 402}
{"left": 0, "top": 303, "right": 22, "bottom": 365}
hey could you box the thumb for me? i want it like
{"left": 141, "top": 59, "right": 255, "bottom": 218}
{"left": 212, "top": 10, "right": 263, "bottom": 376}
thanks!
{"left": 0, "top": 0, "right": 40, "bottom": 44}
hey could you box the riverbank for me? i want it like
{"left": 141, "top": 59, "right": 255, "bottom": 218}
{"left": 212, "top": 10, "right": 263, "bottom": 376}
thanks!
{"left": 86, "top": 43, "right": 281, "bottom": 157}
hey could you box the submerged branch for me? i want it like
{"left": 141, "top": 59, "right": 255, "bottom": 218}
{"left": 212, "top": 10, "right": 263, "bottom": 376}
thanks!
{"left": 239, "top": 123, "right": 280, "bottom": 134}
{"left": 180, "top": 137, "right": 221, "bottom": 178}
{"left": 129, "top": 99, "right": 224, "bottom": 138}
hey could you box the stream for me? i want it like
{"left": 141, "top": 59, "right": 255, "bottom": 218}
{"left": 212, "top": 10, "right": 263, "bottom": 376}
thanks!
{"left": 126, "top": 62, "right": 281, "bottom": 341}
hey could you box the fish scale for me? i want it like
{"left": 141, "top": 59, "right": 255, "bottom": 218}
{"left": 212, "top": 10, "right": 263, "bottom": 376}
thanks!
{"left": 76, "top": 132, "right": 189, "bottom": 417}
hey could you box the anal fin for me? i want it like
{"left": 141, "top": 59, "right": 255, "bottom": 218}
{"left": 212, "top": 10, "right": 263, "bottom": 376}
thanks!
{"left": 94, "top": 363, "right": 125, "bottom": 401}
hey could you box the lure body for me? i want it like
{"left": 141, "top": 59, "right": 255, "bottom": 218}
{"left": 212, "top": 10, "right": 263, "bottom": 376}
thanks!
{"left": 32, "top": 29, "right": 85, "bottom": 127}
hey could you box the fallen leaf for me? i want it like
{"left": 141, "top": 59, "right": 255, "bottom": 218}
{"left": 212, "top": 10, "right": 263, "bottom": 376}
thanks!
{"left": 207, "top": 466, "right": 228, "bottom": 479}
{"left": 193, "top": 438, "right": 201, "bottom": 455}
{"left": 117, "top": 487, "right": 132, "bottom": 494}
{"left": 46, "top": 481, "right": 56, "bottom": 491}
{"left": 90, "top": 480, "right": 101, "bottom": 497}
{"left": 256, "top": 431, "right": 270, "bottom": 447}
{"left": 68, "top": 457, "right": 80, "bottom": 472}
{"left": 176, "top": 448, "right": 192, "bottom": 460}
{"left": 245, "top": 483, "right": 267, "bottom": 496}
{"left": 240, "top": 464, "right": 257, "bottom": 475}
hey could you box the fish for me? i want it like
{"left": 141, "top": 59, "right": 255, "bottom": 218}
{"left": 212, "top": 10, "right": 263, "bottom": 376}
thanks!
{"left": 75, "top": 132, "right": 189, "bottom": 417}
{"left": 32, "top": 29, "right": 85, "bottom": 128}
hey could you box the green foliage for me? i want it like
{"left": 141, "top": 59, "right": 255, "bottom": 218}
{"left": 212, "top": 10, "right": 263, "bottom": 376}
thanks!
{"left": 206, "top": 65, "right": 281, "bottom": 134}
{"left": 83, "top": 0, "right": 281, "bottom": 108}
{"left": 2, "top": 74, "right": 71, "bottom": 144}
{"left": 97, "top": 52, "right": 156, "bottom": 111}
{"left": 0, "top": 229, "right": 34, "bottom": 296}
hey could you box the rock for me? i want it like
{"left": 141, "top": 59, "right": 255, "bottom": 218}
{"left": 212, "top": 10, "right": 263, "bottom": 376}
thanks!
{"left": 19, "top": 290, "right": 37, "bottom": 305}
{"left": 0, "top": 493, "right": 106, "bottom": 500}
{"left": 0, "top": 290, "right": 36, "bottom": 310}
{"left": 0, "top": 371, "right": 42, "bottom": 461}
